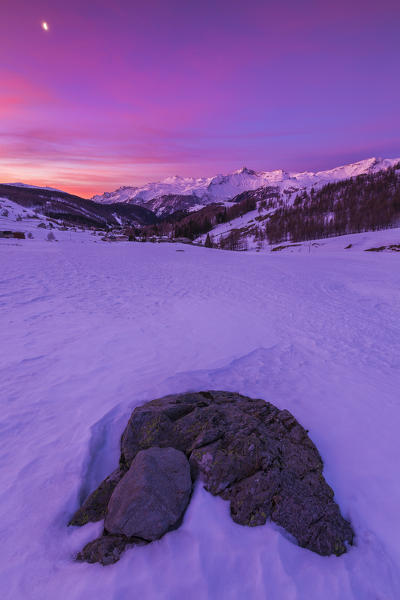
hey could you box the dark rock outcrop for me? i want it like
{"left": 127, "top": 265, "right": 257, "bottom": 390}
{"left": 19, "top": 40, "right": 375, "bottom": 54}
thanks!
{"left": 105, "top": 447, "right": 192, "bottom": 540}
{"left": 71, "top": 391, "right": 354, "bottom": 564}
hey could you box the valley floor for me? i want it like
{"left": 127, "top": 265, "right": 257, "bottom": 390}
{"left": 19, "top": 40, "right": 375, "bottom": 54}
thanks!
{"left": 1, "top": 239, "right": 400, "bottom": 599}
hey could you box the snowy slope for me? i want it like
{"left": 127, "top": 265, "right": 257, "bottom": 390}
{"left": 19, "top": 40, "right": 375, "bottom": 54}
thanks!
{"left": 196, "top": 206, "right": 267, "bottom": 247}
{"left": 0, "top": 185, "right": 157, "bottom": 228}
{"left": 198, "top": 206, "right": 400, "bottom": 252}
{"left": 0, "top": 197, "right": 104, "bottom": 242}
{"left": 92, "top": 157, "right": 400, "bottom": 213}
{"left": 0, "top": 196, "right": 59, "bottom": 239}
{"left": 263, "top": 227, "right": 400, "bottom": 254}
{"left": 4, "top": 182, "right": 64, "bottom": 192}
{"left": 1, "top": 237, "right": 400, "bottom": 599}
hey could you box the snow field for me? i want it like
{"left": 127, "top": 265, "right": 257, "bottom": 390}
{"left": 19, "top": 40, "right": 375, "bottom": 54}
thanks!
{"left": 0, "top": 239, "right": 400, "bottom": 599}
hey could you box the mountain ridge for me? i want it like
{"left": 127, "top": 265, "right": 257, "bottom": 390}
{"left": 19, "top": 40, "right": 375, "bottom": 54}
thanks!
{"left": 90, "top": 157, "right": 400, "bottom": 216}
{"left": 0, "top": 184, "right": 157, "bottom": 229}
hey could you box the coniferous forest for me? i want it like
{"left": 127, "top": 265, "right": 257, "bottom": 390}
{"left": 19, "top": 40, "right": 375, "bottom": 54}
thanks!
{"left": 266, "top": 164, "right": 400, "bottom": 244}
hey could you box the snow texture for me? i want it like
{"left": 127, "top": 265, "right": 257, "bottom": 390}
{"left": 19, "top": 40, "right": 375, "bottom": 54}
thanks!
{"left": 1, "top": 233, "right": 400, "bottom": 599}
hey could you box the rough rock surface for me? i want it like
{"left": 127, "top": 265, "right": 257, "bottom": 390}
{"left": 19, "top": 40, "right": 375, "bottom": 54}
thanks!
{"left": 76, "top": 534, "right": 131, "bottom": 566}
{"left": 71, "top": 391, "right": 354, "bottom": 564}
{"left": 69, "top": 467, "right": 125, "bottom": 526}
{"left": 105, "top": 447, "right": 192, "bottom": 540}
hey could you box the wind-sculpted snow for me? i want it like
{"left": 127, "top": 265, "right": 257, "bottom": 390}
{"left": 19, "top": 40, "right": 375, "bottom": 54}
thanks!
{"left": 1, "top": 240, "right": 400, "bottom": 599}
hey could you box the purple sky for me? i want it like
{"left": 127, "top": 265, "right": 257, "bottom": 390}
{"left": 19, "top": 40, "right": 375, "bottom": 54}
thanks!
{"left": 1, "top": 0, "right": 399, "bottom": 197}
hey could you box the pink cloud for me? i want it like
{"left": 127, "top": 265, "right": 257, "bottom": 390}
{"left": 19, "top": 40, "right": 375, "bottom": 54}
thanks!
{"left": 0, "top": 71, "right": 53, "bottom": 117}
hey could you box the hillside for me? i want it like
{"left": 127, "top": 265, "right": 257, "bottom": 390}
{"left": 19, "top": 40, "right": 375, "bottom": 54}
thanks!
{"left": 164, "top": 163, "right": 400, "bottom": 250}
{"left": 0, "top": 184, "right": 157, "bottom": 229}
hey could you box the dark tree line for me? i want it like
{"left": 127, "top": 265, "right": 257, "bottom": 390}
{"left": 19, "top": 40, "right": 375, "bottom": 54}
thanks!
{"left": 142, "top": 191, "right": 262, "bottom": 240}
{"left": 266, "top": 165, "right": 400, "bottom": 244}
{"left": 219, "top": 229, "right": 248, "bottom": 251}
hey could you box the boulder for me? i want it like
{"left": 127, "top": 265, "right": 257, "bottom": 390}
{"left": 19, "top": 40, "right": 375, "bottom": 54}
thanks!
{"left": 105, "top": 447, "right": 192, "bottom": 541}
{"left": 72, "top": 391, "right": 354, "bottom": 563}
{"left": 69, "top": 467, "right": 126, "bottom": 526}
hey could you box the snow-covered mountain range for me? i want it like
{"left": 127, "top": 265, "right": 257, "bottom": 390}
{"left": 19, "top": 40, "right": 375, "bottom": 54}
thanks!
{"left": 92, "top": 157, "right": 400, "bottom": 215}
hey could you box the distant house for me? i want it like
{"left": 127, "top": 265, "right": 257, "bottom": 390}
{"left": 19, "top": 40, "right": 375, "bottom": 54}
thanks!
{"left": 0, "top": 230, "right": 25, "bottom": 239}
{"left": 101, "top": 234, "right": 130, "bottom": 242}
{"left": 173, "top": 237, "right": 192, "bottom": 244}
